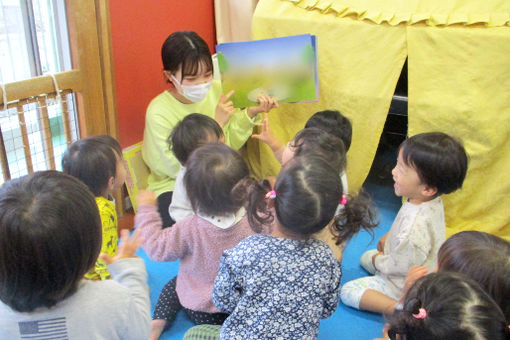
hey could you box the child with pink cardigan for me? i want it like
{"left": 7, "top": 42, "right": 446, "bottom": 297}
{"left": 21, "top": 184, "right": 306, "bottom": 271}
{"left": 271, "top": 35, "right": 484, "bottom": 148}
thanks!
{"left": 135, "top": 143, "right": 259, "bottom": 339}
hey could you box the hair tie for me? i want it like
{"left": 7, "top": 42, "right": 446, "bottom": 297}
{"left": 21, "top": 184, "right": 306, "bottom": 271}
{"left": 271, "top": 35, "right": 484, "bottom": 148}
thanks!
{"left": 340, "top": 195, "right": 347, "bottom": 205}
{"left": 412, "top": 308, "right": 427, "bottom": 319}
{"left": 265, "top": 190, "right": 276, "bottom": 199}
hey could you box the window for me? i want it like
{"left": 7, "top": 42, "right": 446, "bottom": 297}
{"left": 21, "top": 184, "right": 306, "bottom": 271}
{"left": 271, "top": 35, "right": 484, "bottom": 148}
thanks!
{"left": 0, "top": 0, "right": 71, "bottom": 82}
{"left": 0, "top": 0, "right": 115, "bottom": 184}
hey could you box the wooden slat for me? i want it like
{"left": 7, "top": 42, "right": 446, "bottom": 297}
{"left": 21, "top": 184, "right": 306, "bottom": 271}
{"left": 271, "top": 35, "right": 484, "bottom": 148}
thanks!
{"left": 17, "top": 103, "right": 34, "bottom": 173}
{"left": 37, "top": 97, "right": 56, "bottom": 170}
{"left": 96, "top": 0, "right": 119, "bottom": 139}
{"left": 60, "top": 93, "right": 73, "bottom": 146}
{"left": 96, "top": 0, "right": 124, "bottom": 216}
{"left": 0, "top": 70, "right": 81, "bottom": 107}
{"left": 0, "top": 127, "right": 11, "bottom": 182}
{"left": 2, "top": 90, "right": 72, "bottom": 109}
{"left": 66, "top": 0, "right": 107, "bottom": 137}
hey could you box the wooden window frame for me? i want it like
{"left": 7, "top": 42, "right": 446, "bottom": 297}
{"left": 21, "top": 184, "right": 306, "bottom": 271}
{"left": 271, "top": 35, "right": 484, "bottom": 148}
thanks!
{"left": 0, "top": 0, "right": 124, "bottom": 213}
{"left": 0, "top": 0, "right": 118, "bottom": 138}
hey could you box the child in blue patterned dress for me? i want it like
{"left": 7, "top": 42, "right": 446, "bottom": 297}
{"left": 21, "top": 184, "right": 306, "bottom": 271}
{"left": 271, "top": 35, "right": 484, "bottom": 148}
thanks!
{"left": 208, "top": 154, "right": 377, "bottom": 340}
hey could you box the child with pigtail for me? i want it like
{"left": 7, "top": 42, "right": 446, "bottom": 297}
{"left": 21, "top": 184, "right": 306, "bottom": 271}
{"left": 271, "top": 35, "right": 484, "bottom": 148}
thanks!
{"left": 205, "top": 155, "right": 377, "bottom": 339}
{"left": 380, "top": 272, "right": 509, "bottom": 340}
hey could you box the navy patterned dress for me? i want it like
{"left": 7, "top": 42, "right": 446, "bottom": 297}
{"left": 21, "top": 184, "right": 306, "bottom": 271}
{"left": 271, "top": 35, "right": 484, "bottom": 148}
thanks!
{"left": 213, "top": 234, "right": 342, "bottom": 340}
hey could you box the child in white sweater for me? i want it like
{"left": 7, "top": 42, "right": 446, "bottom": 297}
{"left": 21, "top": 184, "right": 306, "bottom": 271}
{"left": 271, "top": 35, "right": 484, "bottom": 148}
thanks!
{"left": 0, "top": 171, "right": 150, "bottom": 339}
{"left": 341, "top": 132, "right": 468, "bottom": 314}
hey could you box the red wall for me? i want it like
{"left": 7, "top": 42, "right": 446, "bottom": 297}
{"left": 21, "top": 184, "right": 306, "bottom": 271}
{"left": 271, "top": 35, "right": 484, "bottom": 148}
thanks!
{"left": 109, "top": 1, "right": 216, "bottom": 148}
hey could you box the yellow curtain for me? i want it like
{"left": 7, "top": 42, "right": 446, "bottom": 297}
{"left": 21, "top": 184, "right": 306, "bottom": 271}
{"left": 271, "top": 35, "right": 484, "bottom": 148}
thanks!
{"left": 408, "top": 26, "right": 510, "bottom": 240}
{"left": 248, "top": 0, "right": 407, "bottom": 191}
{"left": 248, "top": 0, "right": 510, "bottom": 241}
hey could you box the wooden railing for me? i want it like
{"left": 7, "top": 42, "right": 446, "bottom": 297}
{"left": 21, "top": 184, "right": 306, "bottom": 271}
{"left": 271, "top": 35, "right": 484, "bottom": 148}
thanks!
{"left": 0, "top": 82, "right": 76, "bottom": 182}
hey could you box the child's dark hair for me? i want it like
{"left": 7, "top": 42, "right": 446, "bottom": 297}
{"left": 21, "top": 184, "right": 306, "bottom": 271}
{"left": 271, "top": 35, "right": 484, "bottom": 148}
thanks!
{"left": 0, "top": 171, "right": 101, "bottom": 312}
{"left": 290, "top": 127, "right": 346, "bottom": 174}
{"left": 305, "top": 110, "right": 352, "bottom": 151}
{"left": 93, "top": 134, "right": 122, "bottom": 157}
{"left": 169, "top": 113, "right": 224, "bottom": 165}
{"left": 438, "top": 231, "right": 510, "bottom": 321}
{"left": 185, "top": 143, "right": 251, "bottom": 216}
{"left": 399, "top": 132, "right": 468, "bottom": 195}
{"left": 387, "top": 272, "right": 509, "bottom": 340}
{"left": 161, "top": 31, "right": 213, "bottom": 81}
{"left": 62, "top": 135, "right": 122, "bottom": 196}
{"left": 248, "top": 155, "right": 377, "bottom": 240}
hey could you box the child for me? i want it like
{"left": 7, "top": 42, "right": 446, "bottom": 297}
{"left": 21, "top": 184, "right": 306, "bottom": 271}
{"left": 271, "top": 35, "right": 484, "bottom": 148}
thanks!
{"left": 384, "top": 272, "right": 509, "bottom": 340}
{"left": 0, "top": 171, "right": 150, "bottom": 339}
{"left": 62, "top": 135, "right": 127, "bottom": 280}
{"left": 168, "top": 113, "right": 224, "bottom": 223}
{"left": 135, "top": 143, "right": 258, "bottom": 340}
{"left": 277, "top": 127, "right": 352, "bottom": 260}
{"left": 280, "top": 127, "right": 346, "bottom": 171}
{"left": 253, "top": 109, "right": 351, "bottom": 192}
{"left": 142, "top": 31, "right": 277, "bottom": 227}
{"left": 305, "top": 109, "right": 353, "bottom": 151}
{"left": 211, "top": 155, "right": 377, "bottom": 339}
{"left": 405, "top": 231, "right": 510, "bottom": 321}
{"left": 256, "top": 126, "right": 353, "bottom": 260}
{"left": 341, "top": 132, "right": 468, "bottom": 314}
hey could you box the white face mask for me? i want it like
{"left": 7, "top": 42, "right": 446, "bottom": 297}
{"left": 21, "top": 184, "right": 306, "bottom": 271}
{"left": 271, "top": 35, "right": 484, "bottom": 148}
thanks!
{"left": 170, "top": 74, "right": 212, "bottom": 103}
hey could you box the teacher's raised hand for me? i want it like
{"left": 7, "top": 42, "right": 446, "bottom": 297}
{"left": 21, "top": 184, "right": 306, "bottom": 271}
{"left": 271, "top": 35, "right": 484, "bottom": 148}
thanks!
{"left": 215, "top": 90, "right": 235, "bottom": 128}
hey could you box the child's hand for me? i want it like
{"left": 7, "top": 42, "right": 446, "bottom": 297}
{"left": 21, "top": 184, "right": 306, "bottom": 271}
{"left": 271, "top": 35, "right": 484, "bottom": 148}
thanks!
{"left": 372, "top": 251, "right": 383, "bottom": 269}
{"left": 136, "top": 190, "right": 157, "bottom": 207}
{"left": 252, "top": 112, "right": 283, "bottom": 153}
{"left": 100, "top": 229, "right": 145, "bottom": 265}
{"left": 247, "top": 95, "right": 278, "bottom": 118}
{"left": 377, "top": 232, "right": 388, "bottom": 252}
{"left": 403, "top": 265, "right": 428, "bottom": 295}
{"left": 215, "top": 90, "right": 235, "bottom": 127}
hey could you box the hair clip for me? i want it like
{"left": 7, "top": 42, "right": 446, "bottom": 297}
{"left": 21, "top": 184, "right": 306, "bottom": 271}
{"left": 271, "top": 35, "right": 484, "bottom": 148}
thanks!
{"left": 412, "top": 308, "right": 427, "bottom": 319}
{"left": 265, "top": 190, "right": 276, "bottom": 199}
{"left": 340, "top": 195, "right": 348, "bottom": 205}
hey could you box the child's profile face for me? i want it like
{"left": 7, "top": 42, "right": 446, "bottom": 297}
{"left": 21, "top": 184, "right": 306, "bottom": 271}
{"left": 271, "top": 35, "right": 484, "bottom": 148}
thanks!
{"left": 112, "top": 154, "right": 127, "bottom": 192}
{"left": 391, "top": 149, "right": 429, "bottom": 204}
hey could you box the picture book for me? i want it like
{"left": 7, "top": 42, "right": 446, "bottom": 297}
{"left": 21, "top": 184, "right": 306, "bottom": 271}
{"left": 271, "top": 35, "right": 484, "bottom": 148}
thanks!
{"left": 215, "top": 34, "right": 318, "bottom": 108}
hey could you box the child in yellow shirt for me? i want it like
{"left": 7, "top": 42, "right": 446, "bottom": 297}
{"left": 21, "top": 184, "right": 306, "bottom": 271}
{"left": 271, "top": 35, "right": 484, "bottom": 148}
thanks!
{"left": 62, "top": 135, "right": 127, "bottom": 280}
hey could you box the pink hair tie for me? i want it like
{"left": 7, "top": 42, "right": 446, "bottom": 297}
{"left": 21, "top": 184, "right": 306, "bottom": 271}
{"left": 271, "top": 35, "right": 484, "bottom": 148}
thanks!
{"left": 412, "top": 308, "right": 427, "bottom": 319}
{"left": 340, "top": 195, "right": 348, "bottom": 205}
{"left": 265, "top": 190, "right": 276, "bottom": 199}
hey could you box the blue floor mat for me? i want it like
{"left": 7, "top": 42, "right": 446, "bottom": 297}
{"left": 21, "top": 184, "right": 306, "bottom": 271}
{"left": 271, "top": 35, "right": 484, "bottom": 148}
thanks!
{"left": 136, "top": 180, "right": 401, "bottom": 339}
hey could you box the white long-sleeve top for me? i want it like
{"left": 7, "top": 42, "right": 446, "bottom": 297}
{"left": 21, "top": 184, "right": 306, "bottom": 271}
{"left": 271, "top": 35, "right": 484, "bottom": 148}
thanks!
{"left": 375, "top": 196, "right": 445, "bottom": 296}
{"left": 169, "top": 166, "right": 193, "bottom": 222}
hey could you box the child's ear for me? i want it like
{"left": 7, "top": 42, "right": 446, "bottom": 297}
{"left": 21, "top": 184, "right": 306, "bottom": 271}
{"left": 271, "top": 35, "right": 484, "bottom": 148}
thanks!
{"left": 422, "top": 185, "right": 437, "bottom": 198}
{"left": 107, "top": 176, "right": 115, "bottom": 192}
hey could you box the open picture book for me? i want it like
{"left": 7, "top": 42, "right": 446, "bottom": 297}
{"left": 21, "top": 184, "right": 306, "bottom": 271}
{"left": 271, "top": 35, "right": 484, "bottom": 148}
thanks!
{"left": 216, "top": 34, "right": 319, "bottom": 108}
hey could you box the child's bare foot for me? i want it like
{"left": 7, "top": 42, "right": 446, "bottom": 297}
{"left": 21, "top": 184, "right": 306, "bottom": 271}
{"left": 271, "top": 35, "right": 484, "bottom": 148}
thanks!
{"left": 148, "top": 319, "right": 167, "bottom": 340}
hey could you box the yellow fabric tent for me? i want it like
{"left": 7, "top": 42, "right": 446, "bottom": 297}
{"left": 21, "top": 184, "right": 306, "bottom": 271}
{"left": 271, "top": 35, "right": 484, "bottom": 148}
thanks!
{"left": 247, "top": 0, "right": 510, "bottom": 241}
